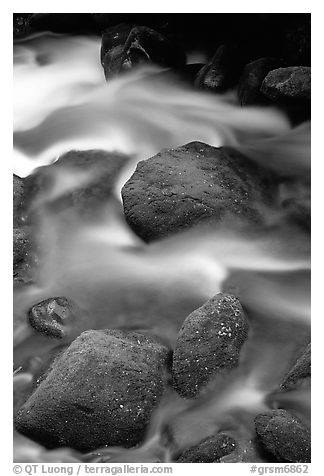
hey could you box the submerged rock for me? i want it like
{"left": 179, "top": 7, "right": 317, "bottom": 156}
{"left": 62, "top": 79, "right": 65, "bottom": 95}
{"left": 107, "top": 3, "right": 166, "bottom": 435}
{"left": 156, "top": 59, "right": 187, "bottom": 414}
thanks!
{"left": 255, "top": 409, "right": 311, "bottom": 463}
{"left": 102, "top": 25, "right": 186, "bottom": 80}
{"left": 172, "top": 293, "right": 249, "bottom": 398}
{"left": 22, "top": 149, "right": 129, "bottom": 221}
{"left": 177, "top": 433, "right": 237, "bottom": 462}
{"left": 15, "top": 330, "right": 170, "bottom": 452}
{"left": 280, "top": 343, "right": 311, "bottom": 391}
{"left": 122, "top": 141, "right": 276, "bottom": 242}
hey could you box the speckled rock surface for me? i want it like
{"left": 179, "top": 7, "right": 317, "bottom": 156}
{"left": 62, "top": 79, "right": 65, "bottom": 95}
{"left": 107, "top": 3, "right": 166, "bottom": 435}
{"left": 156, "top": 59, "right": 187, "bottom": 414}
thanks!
{"left": 122, "top": 141, "right": 276, "bottom": 242}
{"left": 13, "top": 227, "right": 38, "bottom": 285}
{"left": 255, "top": 409, "right": 311, "bottom": 463}
{"left": 261, "top": 67, "right": 311, "bottom": 101}
{"left": 280, "top": 343, "right": 311, "bottom": 391}
{"left": 15, "top": 330, "right": 170, "bottom": 451}
{"left": 177, "top": 433, "right": 237, "bottom": 462}
{"left": 172, "top": 293, "right": 249, "bottom": 398}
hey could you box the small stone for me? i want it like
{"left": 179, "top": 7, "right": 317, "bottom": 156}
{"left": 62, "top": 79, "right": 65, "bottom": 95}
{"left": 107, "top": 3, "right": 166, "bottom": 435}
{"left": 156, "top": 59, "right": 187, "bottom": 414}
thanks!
{"left": 172, "top": 293, "right": 249, "bottom": 398}
{"left": 177, "top": 433, "right": 237, "bottom": 462}
{"left": 28, "top": 297, "right": 89, "bottom": 341}
{"left": 15, "top": 330, "right": 170, "bottom": 451}
{"left": 255, "top": 409, "right": 311, "bottom": 463}
{"left": 13, "top": 227, "right": 38, "bottom": 286}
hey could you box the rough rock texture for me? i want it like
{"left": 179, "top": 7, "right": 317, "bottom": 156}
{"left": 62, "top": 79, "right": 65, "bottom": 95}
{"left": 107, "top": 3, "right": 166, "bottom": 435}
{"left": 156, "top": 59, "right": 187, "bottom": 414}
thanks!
{"left": 237, "top": 57, "right": 283, "bottom": 106}
{"left": 28, "top": 297, "right": 90, "bottom": 341}
{"left": 122, "top": 141, "right": 276, "bottom": 242}
{"left": 255, "top": 409, "right": 311, "bottom": 463}
{"left": 13, "top": 227, "right": 38, "bottom": 285}
{"left": 100, "top": 23, "right": 132, "bottom": 64}
{"left": 280, "top": 343, "right": 311, "bottom": 391}
{"left": 195, "top": 44, "right": 246, "bottom": 92}
{"left": 172, "top": 293, "right": 249, "bottom": 398}
{"left": 102, "top": 25, "right": 186, "bottom": 80}
{"left": 21, "top": 149, "right": 129, "bottom": 221}
{"left": 261, "top": 67, "right": 311, "bottom": 102}
{"left": 15, "top": 330, "right": 170, "bottom": 451}
{"left": 13, "top": 174, "right": 26, "bottom": 227}
{"left": 177, "top": 433, "right": 237, "bottom": 462}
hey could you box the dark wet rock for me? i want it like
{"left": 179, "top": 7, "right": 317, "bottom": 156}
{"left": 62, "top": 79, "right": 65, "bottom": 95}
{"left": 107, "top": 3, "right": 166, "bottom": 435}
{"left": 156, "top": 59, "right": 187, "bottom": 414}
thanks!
{"left": 261, "top": 67, "right": 311, "bottom": 102}
{"left": 13, "top": 14, "right": 32, "bottom": 38}
{"left": 255, "top": 409, "right": 311, "bottom": 463}
{"left": 177, "top": 433, "right": 237, "bottom": 462}
{"left": 22, "top": 149, "right": 129, "bottom": 221}
{"left": 261, "top": 66, "right": 311, "bottom": 124}
{"left": 15, "top": 330, "right": 170, "bottom": 452}
{"left": 28, "top": 13, "right": 96, "bottom": 34}
{"left": 13, "top": 174, "right": 26, "bottom": 227}
{"left": 172, "top": 293, "right": 249, "bottom": 398}
{"left": 28, "top": 297, "right": 90, "bottom": 341}
{"left": 280, "top": 343, "right": 311, "bottom": 391}
{"left": 13, "top": 227, "right": 38, "bottom": 285}
{"left": 122, "top": 141, "right": 276, "bottom": 242}
{"left": 102, "top": 25, "right": 186, "bottom": 80}
{"left": 100, "top": 23, "right": 132, "bottom": 64}
{"left": 195, "top": 44, "right": 246, "bottom": 92}
{"left": 237, "top": 58, "right": 283, "bottom": 106}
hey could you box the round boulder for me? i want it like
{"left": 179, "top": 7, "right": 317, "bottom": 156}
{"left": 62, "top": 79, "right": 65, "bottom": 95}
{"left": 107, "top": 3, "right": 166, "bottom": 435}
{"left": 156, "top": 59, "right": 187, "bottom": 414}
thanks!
{"left": 122, "top": 142, "right": 276, "bottom": 242}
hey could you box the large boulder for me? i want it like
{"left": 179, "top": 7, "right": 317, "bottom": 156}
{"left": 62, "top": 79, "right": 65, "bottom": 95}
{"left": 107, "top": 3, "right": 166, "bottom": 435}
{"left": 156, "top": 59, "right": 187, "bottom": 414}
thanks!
{"left": 172, "top": 293, "right": 249, "bottom": 398}
{"left": 255, "top": 409, "right": 311, "bottom": 463}
{"left": 122, "top": 141, "right": 276, "bottom": 242}
{"left": 15, "top": 330, "right": 170, "bottom": 452}
{"left": 261, "top": 66, "right": 311, "bottom": 102}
